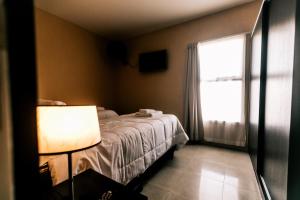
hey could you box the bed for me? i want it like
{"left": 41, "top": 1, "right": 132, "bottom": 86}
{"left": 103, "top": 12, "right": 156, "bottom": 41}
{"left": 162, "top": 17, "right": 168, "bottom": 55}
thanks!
{"left": 40, "top": 108, "right": 189, "bottom": 188}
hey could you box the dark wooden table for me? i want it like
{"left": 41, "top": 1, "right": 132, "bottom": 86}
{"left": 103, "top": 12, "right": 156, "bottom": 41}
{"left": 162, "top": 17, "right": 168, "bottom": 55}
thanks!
{"left": 42, "top": 169, "right": 148, "bottom": 200}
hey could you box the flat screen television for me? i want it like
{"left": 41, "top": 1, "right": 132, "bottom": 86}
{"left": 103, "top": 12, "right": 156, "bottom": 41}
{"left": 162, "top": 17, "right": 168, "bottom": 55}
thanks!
{"left": 139, "top": 50, "right": 167, "bottom": 72}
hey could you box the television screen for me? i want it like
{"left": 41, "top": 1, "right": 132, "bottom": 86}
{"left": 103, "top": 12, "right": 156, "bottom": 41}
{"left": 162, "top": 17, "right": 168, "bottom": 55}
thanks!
{"left": 139, "top": 50, "right": 167, "bottom": 72}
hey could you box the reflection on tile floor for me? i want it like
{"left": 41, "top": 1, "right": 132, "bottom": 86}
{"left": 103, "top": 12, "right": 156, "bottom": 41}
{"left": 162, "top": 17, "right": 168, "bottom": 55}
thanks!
{"left": 142, "top": 145, "right": 262, "bottom": 200}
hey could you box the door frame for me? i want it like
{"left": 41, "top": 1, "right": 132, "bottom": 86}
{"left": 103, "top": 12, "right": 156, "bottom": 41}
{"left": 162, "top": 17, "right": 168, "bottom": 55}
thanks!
{"left": 4, "top": 0, "right": 40, "bottom": 199}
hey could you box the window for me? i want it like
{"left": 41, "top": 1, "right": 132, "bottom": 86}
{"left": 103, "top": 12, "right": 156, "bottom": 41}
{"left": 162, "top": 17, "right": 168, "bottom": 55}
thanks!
{"left": 198, "top": 35, "right": 246, "bottom": 123}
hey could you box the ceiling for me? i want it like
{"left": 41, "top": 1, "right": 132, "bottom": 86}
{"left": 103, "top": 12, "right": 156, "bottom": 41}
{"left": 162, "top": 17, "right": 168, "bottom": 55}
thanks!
{"left": 35, "top": 0, "right": 255, "bottom": 39}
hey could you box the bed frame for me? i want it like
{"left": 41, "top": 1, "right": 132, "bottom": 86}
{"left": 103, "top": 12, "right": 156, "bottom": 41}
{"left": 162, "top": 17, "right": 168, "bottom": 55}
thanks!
{"left": 125, "top": 145, "right": 176, "bottom": 193}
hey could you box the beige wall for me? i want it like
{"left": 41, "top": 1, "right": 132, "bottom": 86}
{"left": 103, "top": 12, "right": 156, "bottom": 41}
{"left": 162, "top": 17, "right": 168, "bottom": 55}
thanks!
{"left": 114, "top": 1, "right": 261, "bottom": 122}
{"left": 35, "top": 2, "right": 261, "bottom": 120}
{"left": 35, "top": 9, "right": 114, "bottom": 107}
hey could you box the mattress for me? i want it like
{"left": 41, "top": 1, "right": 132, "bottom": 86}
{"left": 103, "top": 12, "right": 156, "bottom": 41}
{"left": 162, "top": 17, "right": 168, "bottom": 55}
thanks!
{"left": 41, "top": 113, "right": 188, "bottom": 186}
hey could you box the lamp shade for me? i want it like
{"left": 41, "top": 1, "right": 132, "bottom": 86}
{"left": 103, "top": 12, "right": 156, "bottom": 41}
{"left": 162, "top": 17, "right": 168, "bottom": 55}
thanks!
{"left": 37, "top": 106, "right": 101, "bottom": 154}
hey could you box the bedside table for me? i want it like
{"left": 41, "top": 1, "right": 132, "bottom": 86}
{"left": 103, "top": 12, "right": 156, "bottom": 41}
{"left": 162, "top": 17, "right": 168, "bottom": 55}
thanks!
{"left": 43, "top": 169, "right": 148, "bottom": 200}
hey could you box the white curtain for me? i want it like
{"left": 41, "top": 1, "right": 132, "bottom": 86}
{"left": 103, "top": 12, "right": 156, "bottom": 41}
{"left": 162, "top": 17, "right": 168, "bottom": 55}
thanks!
{"left": 184, "top": 43, "right": 204, "bottom": 141}
{"left": 199, "top": 34, "right": 248, "bottom": 147}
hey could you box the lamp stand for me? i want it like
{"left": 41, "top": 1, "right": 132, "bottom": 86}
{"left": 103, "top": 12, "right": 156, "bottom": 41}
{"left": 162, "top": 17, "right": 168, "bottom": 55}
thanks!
{"left": 67, "top": 153, "right": 75, "bottom": 200}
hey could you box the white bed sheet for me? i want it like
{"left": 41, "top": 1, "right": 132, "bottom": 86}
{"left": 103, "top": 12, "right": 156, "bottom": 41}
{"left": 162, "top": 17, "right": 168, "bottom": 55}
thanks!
{"left": 42, "top": 113, "right": 188, "bottom": 185}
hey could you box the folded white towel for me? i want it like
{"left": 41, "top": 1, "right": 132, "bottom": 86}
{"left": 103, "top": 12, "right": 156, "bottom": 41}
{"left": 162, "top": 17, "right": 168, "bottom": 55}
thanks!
{"left": 150, "top": 111, "right": 163, "bottom": 118}
{"left": 135, "top": 112, "right": 151, "bottom": 117}
{"left": 139, "top": 109, "right": 157, "bottom": 114}
{"left": 135, "top": 111, "right": 163, "bottom": 118}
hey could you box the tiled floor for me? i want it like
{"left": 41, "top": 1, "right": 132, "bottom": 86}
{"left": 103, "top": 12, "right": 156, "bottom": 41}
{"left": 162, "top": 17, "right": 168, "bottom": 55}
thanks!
{"left": 141, "top": 145, "right": 262, "bottom": 200}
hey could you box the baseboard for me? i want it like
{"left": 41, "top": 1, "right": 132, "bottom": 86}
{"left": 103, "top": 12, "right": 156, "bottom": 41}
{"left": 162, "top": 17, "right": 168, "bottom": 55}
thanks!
{"left": 260, "top": 175, "right": 272, "bottom": 200}
{"left": 252, "top": 169, "right": 266, "bottom": 200}
{"left": 187, "top": 140, "right": 248, "bottom": 152}
{"left": 251, "top": 165, "right": 271, "bottom": 200}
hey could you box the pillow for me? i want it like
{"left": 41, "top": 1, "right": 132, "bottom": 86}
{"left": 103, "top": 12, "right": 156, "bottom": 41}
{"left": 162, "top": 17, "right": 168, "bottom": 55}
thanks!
{"left": 38, "top": 99, "right": 67, "bottom": 106}
{"left": 97, "top": 106, "right": 105, "bottom": 111}
{"left": 97, "top": 110, "right": 119, "bottom": 120}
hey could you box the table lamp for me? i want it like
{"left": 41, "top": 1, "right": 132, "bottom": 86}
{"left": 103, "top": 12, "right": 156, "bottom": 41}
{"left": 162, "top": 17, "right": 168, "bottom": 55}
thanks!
{"left": 37, "top": 105, "right": 101, "bottom": 200}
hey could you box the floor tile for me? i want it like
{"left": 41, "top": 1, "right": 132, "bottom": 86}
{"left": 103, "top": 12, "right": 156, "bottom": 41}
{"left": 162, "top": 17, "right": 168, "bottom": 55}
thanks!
{"left": 142, "top": 145, "right": 262, "bottom": 200}
{"left": 197, "top": 177, "right": 224, "bottom": 200}
{"left": 225, "top": 167, "right": 259, "bottom": 192}
{"left": 142, "top": 183, "right": 173, "bottom": 200}
{"left": 223, "top": 184, "right": 261, "bottom": 200}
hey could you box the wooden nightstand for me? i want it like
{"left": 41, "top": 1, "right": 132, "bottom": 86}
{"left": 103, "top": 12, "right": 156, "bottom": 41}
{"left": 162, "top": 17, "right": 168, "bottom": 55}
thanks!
{"left": 42, "top": 169, "right": 148, "bottom": 200}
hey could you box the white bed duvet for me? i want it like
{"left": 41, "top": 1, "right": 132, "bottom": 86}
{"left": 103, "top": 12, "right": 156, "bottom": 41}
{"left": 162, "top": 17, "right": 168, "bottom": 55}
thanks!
{"left": 43, "top": 113, "right": 188, "bottom": 185}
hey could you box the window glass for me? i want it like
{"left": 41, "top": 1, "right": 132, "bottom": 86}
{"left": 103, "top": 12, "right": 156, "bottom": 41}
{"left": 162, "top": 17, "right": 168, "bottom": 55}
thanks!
{"left": 199, "top": 35, "right": 245, "bottom": 122}
{"left": 199, "top": 36, "right": 245, "bottom": 80}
